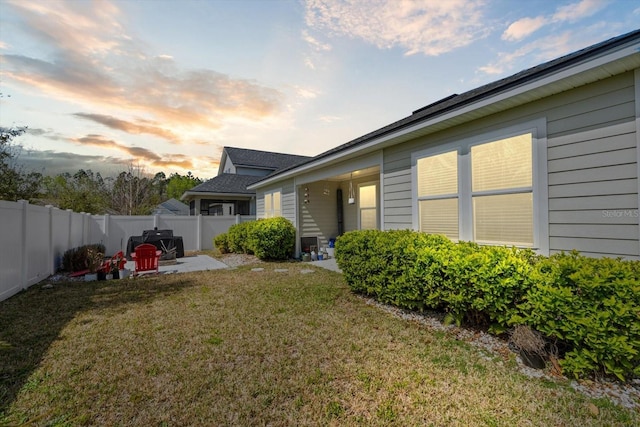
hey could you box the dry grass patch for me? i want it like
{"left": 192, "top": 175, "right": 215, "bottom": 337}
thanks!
{"left": 1, "top": 265, "right": 637, "bottom": 426}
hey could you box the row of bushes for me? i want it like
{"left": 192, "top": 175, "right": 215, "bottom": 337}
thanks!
{"left": 334, "top": 229, "right": 640, "bottom": 380}
{"left": 62, "top": 243, "right": 106, "bottom": 272}
{"left": 214, "top": 217, "right": 296, "bottom": 260}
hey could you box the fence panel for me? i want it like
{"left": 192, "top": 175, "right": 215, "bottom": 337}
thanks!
{"left": 156, "top": 216, "right": 198, "bottom": 250}
{"left": 0, "top": 201, "right": 25, "bottom": 301}
{"left": 69, "top": 211, "right": 87, "bottom": 249}
{"left": 25, "top": 203, "right": 51, "bottom": 287}
{"left": 201, "top": 216, "right": 238, "bottom": 249}
{"left": 102, "top": 216, "right": 155, "bottom": 254}
{"left": 52, "top": 209, "right": 72, "bottom": 271}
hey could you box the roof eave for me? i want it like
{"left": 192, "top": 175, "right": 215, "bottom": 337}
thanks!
{"left": 180, "top": 191, "right": 255, "bottom": 201}
{"left": 249, "top": 41, "right": 640, "bottom": 190}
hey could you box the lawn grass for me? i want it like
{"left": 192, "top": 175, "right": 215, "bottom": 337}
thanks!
{"left": 1, "top": 264, "right": 637, "bottom": 426}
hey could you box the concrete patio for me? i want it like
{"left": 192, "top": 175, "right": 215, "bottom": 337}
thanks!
{"left": 123, "top": 254, "right": 342, "bottom": 276}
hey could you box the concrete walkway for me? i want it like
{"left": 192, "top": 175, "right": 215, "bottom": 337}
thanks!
{"left": 308, "top": 257, "right": 342, "bottom": 273}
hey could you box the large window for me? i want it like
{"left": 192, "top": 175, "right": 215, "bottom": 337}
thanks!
{"left": 264, "top": 190, "right": 281, "bottom": 218}
{"left": 417, "top": 150, "right": 459, "bottom": 240}
{"left": 471, "top": 134, "right": 533, "bottom": 245}
{"left": 414, "top": 127, "right": 542, "bottom": 248}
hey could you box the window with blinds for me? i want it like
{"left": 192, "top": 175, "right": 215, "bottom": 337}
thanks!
{"left": 359, "top": 184, "right": 377, "bottom": 229}
{"left": 415, "top": 132, "right": 535, "bottom": 247}
{"left": 264, "top": 190, "right": 281, "bottom": 218}
{"left": 416, "top": 151, "right": 458, "bottom": 240}
{"left": 471, "top": 133, "right": 533, "bottom": 246}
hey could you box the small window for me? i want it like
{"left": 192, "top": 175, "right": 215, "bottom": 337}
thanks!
{"left": 359, "top": 184, "right": 377, "bottom": 230}
{"left": 264, "top": 190, "right": 282, "bottom": 218}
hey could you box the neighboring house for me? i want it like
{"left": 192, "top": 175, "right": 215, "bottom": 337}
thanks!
{"left": 152, "top": 198, "right": 189, "bottom": 216}
{"left": 181, "top": 147, "right": 311, "bottom": 216}
{"left": 249, "top": 30, "right": 640, "bottom": 260}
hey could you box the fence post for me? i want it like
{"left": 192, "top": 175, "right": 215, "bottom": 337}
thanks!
{"left": 47, "top": 205, "right": 55, "bottom": 276}
{"left": 85, "top": 213, "right": 91, "bottom": 246}
{"left": 19, "top": 200, "right": 28, "bottom": 290}
{"left": 196, "top": 214, "right": 202, "bottom": 250}
{"left": 65, "top": 209, "right": 72, "bottom": 249}
{"left": 235, "top": 214, "right": 241, "bottom": 225}
{"left": 103, "top": 214, "right": 110, "bottom": 253}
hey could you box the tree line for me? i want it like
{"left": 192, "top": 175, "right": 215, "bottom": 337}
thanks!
{"left": 1, "top": 126, "right": 203, "bottom": 215}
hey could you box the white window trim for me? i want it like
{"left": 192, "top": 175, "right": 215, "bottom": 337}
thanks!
{"left": 263, "top": 188, "right": 282, "bottom": 218}
{"left": 357, "top": 181, "right": 379, "bottom": 230}
{"left": 411, "top": 118, "right": 548, "bottom": 254}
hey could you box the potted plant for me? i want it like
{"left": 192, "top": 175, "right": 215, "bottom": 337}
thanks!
{"left": 112, "top": 251, "right": 129, "bottom": 279}
{"left": 84, "top": 248, "right": 104, "bottom": 282}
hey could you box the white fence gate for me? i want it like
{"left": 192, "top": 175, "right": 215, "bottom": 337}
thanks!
{"left": 0, "top": 200, "right": 254, "bottom": 302}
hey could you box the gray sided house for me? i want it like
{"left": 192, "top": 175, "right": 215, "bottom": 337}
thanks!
{"left": 181, "top": 147, "right": 311, "bottom": 216}
{"left": 249, "top": 30, "right": 640, "bottom": 260}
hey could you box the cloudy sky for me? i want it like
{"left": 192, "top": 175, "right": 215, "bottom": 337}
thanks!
{"left": 1, "top": 0, "right": 638, "bottom": 178}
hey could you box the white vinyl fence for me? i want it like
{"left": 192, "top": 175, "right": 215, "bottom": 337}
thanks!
{"left": 0, "top": 200, "right": 254, "bottom": 302}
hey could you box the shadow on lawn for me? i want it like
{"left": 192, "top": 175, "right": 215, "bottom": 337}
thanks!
{"left": 0, "top": 273, "right": 204, "bottom": 413}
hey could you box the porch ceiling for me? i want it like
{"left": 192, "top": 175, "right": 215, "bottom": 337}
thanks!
{"left": 326, "top": 165, "right": 380, "bottom": 182}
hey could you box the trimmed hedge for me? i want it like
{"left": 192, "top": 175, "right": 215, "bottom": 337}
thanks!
{"left": 214, "top": 218, "right": 296, "bottom": 260}
{"left": 213, "top": 233, "right": 229, "bottom": 254}
{"left": 227, "top": 221, "right": 258, "bottom": 254}
{"left": 335, "top": 230, "right": 640, "bottom": 380}
{"left": 515, "top": 251, "right": 640, "bottom": 380}
{"left": 248, "top": 217, "right": 296, "bottom": 260}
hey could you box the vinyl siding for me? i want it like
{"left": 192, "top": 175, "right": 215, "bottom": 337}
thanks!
{"left": 256, "top": 194, "right": 265, "bottom": 218}
{"left": 299, "top": 181, "right": 340, "bottom": 249}
{"left": 383, "top": 169, "right": 412, "bottom": 230}
{"left": 255, "top": 179, "right": 295, "bottom": 223}
{"left": 382, "top": 71, "right": 638, "bottom": 258}
{"left": 281, "top": 180, "right": 296, "bottom": 225}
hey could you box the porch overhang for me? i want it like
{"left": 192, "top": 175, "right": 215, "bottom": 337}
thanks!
{"left": 180, "top": 191, "right": 254, "bottom": 201}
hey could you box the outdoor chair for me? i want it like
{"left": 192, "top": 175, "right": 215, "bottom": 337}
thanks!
{"left": 131, "top": 243, "right": 162, "bottom": 276}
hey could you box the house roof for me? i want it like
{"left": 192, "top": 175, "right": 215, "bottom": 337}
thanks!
{"left": 249, "top": 29, "right": 640, "bottom": 189}
{"left": 154, "top": 198, "right": 189, "bottom": 215}
{"left": 183, "top": 173, "right": 263, "bottom": 198}
{"left": 224, "top": 146, "right": 311, "bottom": 171}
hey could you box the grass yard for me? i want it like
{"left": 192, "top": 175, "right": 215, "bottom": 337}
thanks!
{"left": 0, "top": 264, "right": 637, "bottom": 426}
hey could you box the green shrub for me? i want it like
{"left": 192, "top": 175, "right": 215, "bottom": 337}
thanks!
{"left": 227, "top": 221, "right": 257, "bottom": 254}
{"left": 335, "top": 230, "right": 454, "bottom": 310}
{"left": 62, "top": 243, "right": 105, "bottom": 272}
{"left": 336, "top": 230, "right": 640, "bottom": 380}
{"left": 438, "top": 243, "right": 538, "bottom": 332}
{"left": 214, "top": 233, "right": 229, "bottom": 253}
{"left": 248, "top": 217, "right": 296, "bottom": 260}
{"left": 516, "top": 251, "right": 640, "bottom": 380}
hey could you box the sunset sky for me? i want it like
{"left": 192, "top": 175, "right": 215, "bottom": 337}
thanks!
{"left": 1, "top": 0, "right": 638, "bottom": 179}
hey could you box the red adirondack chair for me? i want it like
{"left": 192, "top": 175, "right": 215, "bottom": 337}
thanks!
{"left": 131, "top": 244, "right": 162, "bottom": 276}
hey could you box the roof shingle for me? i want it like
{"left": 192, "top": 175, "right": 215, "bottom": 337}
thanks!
{"left": 224, "top": 147, "right": 311, "bottom": 171}
{"left": 188, "top": 173, "right": 263, "bottom": 195}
